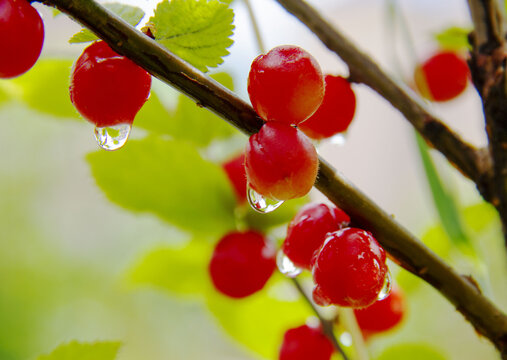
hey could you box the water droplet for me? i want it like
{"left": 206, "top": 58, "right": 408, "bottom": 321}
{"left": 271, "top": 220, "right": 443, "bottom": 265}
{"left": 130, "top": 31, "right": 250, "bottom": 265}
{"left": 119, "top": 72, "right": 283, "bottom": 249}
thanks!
{"left": 339, "top": 332, "right": 353, "bottom": 347}
{"left": 328, "top": 133, "right": 347, "bottom": 146}
{"left": 247, "top": 185, "right": 284, "bottom": 213}
{"left": 94, "top": 123, "right": 131, "bottom": 151}
{"left": 276, "top": 250, "right": 302, "bottom": 278}
{"left": 377, "top": 269, "right": 392, "bottom": 301}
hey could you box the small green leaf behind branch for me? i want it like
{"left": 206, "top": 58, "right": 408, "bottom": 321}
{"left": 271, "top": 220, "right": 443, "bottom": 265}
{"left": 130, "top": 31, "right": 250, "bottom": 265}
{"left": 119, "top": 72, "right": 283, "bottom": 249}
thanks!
{"left": 69, "top": 3, "right": 145, "bottom": 44}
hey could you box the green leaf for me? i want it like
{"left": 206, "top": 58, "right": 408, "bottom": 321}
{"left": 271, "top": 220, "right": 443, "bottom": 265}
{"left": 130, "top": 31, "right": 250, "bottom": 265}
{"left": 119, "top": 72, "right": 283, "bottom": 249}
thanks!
{"left": 150, "top": 0, "right": 234, "bottom": 72}
{"left": 130, "top": 240, "right": 211, "bottom": 297}
{"left": 10, "top": 59, "right": 79, "bottom": 119}
{"left": 87, "top": 136, "right": 237, "bottom": 235}
{"left": 37, "top": 341, "right": 121, "bottom": 360}
{"left": 415, "top": 133, "right": 474, "bottom": 253}
{"left": 375, "top": 343, "right": 447, "bottom": 360}
{"left": 69, "top": 3, "right": 145, "bottom": 44}
{"left": 135, "top": 73, "right": 237, "bottom": 145}
{"left": 434, "top": 26, "right": 471, "bottom": 51}
{"left": 206, "top": 274, "right": 310, "bottom": 359}
{"left": 0, "top": 86, "right": 8, "bottom": 106}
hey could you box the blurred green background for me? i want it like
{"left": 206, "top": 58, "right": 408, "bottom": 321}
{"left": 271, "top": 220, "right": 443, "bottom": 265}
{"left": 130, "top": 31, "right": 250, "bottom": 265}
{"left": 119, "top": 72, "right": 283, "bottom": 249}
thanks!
{"left": 0, "top": 0, "right": 506, "bottom": 359}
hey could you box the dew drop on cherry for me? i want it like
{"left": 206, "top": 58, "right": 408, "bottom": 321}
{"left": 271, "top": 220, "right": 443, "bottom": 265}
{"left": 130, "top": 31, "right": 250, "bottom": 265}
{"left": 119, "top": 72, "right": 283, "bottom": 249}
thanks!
{"left": 377, "top": 269, "right": 392, "bottom": 301}
{"left": 94, "top": 123, "right": 131, "bottom": 151}
{"left": 247, "top": 184, "right": 284, "bottom": 213}
{"left": 276, "top": 250, "right": 302, "bottom": 278}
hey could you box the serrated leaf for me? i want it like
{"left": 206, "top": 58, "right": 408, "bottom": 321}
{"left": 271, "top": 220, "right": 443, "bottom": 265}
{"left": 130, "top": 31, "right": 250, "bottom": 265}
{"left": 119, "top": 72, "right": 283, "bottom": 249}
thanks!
{"left": 87, "top": 136, "right": 237, "bottom": 235}
{"left": 434, "top": 26, "right": 471, "bottom": 51}
{"left": 69, "top": 3, "right": 145, "bottom": 44}
{"left": 130, "top": 240, "right": 211, "bottom": 297}
{"left": 206, "top": 274, "right": 310, "bottom": 359}
{"left": 375, "top": 343, "right": 447, "bottom": 360}
{"left": 10, "top": 59, "right": 79, "bottom": 119}
{"left": 135, "top": 72, "right": 237, "bottom": 145}
{"left": 150, "top": 0, "right": 234, "bottom": 72}
{"left": 37, "top": 341, "right": 121, "bottom": 360}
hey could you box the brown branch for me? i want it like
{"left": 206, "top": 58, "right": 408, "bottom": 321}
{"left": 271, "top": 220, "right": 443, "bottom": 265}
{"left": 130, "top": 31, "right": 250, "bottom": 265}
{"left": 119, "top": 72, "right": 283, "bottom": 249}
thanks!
{"left": 467, "top": 0, "right": 507, "bottom": 249}
{"left": 38, "top": 0, "right": 507, "bottom": 354}
{"left": 274, "top": 0, "right": 494, "bottom": 203}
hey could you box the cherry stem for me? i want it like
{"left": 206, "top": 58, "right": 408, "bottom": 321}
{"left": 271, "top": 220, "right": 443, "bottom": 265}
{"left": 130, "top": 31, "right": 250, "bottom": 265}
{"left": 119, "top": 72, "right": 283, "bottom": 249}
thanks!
{"left": 243, "top": 0, "right": 266, "bottom": 54}
{"left": 291, "top": 278, "right": 350, "bottom": 360}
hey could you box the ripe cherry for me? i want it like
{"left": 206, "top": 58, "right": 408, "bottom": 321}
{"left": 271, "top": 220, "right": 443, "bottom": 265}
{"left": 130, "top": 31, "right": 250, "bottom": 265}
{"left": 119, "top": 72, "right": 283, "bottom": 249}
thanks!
{"left": 222, "top": 153, "right": 247, "bottom": 203}
{"left": 70, "top": 41, "right": 151, "bottom": 128}
{"left": 245, "top": 122, "right": 319, "bottom": 201}
{"left": 279, "top": 324, "right": 334, "bottom": 360}
{"left": 282, "top": 203, "right": 350, "bottom": 270}
{"left": 0, "top": 0, "right": 44, "bottom": 78}
{"left": 354, "top": 285, "right": 405, "bottom": 338}
{"left": 312, "top": 228, "right": 387, "bottom": 308}
{"left": 208, "top": 230, "right": 276, "bottom": 298}
{"left": 248, "top": 45, "right": 324, "bottom": 125}
{"left": 299, "top": 75, "right": 356, "bottom": 140}
{"left": 414, "top": 51, "right": 469, "bottom": 102}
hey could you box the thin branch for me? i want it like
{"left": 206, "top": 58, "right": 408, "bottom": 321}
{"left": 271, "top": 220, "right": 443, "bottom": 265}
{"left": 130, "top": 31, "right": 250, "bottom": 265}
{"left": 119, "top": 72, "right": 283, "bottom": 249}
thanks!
{"left": 244, "top": 0, "right": 266, "bottom": 54}
{"left": 38, "top": 0, "right": 507, "bottom": 354}
{"left": 274, "top": 0, "right": 494, "bottom": 203}
{"left": 291, "top": 278, "right": 349, "bottom": 360}
{"left": 467, "top": 0, "right": 507, "bottom": 248}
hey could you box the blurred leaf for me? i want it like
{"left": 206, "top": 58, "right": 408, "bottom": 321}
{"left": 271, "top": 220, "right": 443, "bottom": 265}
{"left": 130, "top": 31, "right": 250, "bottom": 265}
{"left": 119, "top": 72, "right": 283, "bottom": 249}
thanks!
{"left": 434, "top": 26, "right": 471, "bottom": 51}
{"left": 135, "top": 72, "right": 237, "bottom": 145}
{"left": 11, "top": 59, "right": 78, "bottom": 119}
{"left": 0, "top": 86, "right": 8, "bottom": 105}
{"left": 244, "top": 196, "right": 308, "bottom": 232}
{"left": 130, "top": 240, "right": 211, "bottom": 297}
{"left": 206, "top": 274, "right": 310, "bottom": 359}
{"left": 415, "top": 134, "right": 474, "bottom": 252}
{"left": 462, "top": 202, "right": 498, "bottom": 233}
{"left": 375, "top": 343, "right": 447, "bottom": 360}
{"left": 150, "top": 0, "right": 234, "bottom": 72}
{"left": 87, "top": 136, "right": 237, "bottom": 235}
{"left": 69, "top": 3, "right": 145, "bottom": 43}
{"left": 37, "top": 341, "right": 121, "bottom": 360}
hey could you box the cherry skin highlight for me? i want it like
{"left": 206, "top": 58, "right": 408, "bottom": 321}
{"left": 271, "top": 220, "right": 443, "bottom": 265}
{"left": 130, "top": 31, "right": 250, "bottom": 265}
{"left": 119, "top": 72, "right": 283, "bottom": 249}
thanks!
{"left": 414, "top": 51, "right": 469, "bottom": 102}
{"left": 312, "top": 227, "right": 388, "bottom": 308}
{"left": 208, "top": 230, "right": 276, "bottom": 298}
{"left": 299, "top": 75, "right": 356, "bottom": 140}
{"left": 354, "top": 285, "right": 405, "bottom": 338}
{"left": 279, "top": 324, "right": 334, "bottom": 360}
{"left": 70, "top": 41, "right": 152, "bottom": 127}
{"left": 248, "top": 45, "right": 324, "bottom": 125}
{"left": 0, "top": 0, "right": 44, "bottom": 78}
{"left": 245, "top": 122, "right": 319, "bottom": 201}
{"left": 282, "top": 203, "right": 350, "bottom": 270}
{"left": 222, "top": 153, "right": 247, "bottom": 203}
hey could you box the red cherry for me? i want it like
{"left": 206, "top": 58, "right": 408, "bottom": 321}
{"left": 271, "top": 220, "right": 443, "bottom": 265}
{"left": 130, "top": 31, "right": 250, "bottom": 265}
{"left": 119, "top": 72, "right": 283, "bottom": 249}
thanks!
{"left": 0, "top": 0, "right": 44, "bottom": 78}
{"left": 414, "top": 51, "right": 469, "bottom": 102}
{"left": 245, "top": 122, "right": 319, "bottom": 201}
{"left": 354, "top": 285, "right": 405, "bottom": 338}
{"left": 248, "top": 45, "right": 324, "bottom": 125}
{"left": 282, "top": 203, "right": 350, "bottom": 270}
{"left": 279, "top": 324, "right": 334, "bottom": 360}
{"left": 299, "top": 75, "right": 356, "bottom": 140}
{"left": 70, "top": 41, "right": 151, "bottom": 127}
{"left": 312, "top": 228, "right": 387, "bottom": 308}
{"left": 222, "top": 153, "right": 247, "bottom": 203}
{"left": 209, "top": 230, "right": 276, "bottom": 298}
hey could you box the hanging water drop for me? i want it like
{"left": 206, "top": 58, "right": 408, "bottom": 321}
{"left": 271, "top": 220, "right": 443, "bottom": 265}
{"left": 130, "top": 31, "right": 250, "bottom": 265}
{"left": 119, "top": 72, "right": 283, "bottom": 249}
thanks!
{"left": 94, "top": 123, "right": 131, "bottom": 151}
{"left": 276, "top": 250, "right": 302, "bottom": 278}
{"left": 328, "top": 133, "right": 347, "bottom": 146}
{"left": 377, "top": 269, "right": 392, "bottom": 301}
{"left": 247, "top": 184, "right": 284, "bottom": 213}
